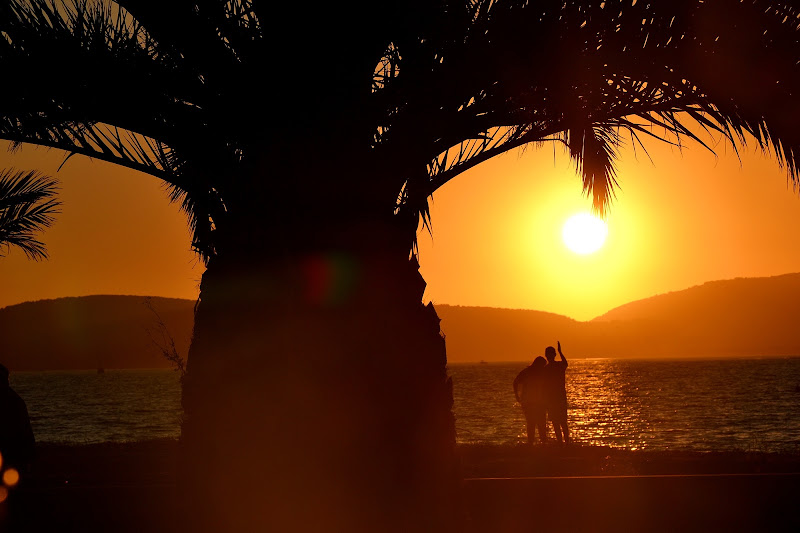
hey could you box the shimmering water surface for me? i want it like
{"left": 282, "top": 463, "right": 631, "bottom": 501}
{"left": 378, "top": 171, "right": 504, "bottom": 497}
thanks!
{"left": 12, "top": 369, "right": 182, "bottom": 444}
{"left": 452, "top": 358, "right": 800, "bottom": 451}
{"left": 11, "top": 358, "right": 800, "bottom": 451}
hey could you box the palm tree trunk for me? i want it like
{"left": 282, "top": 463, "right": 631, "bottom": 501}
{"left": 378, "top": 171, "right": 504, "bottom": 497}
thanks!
{"left": 179, "top": 234, "right": 461, "bottom": 531}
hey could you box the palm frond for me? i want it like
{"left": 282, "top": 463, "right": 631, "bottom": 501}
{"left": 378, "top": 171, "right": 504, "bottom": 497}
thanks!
{"left": 563, "top": 124, "right": 620, "bottom": 217}
{"left": 0, "top": 0, "right": 207, "bottom": 177}
{"left": 0, "top": 169, "right": 60, "bottom": 260}
{"left": 0, "top": 0, "right": 233, "bottom": 262}
{"left": 389, "top": 0, "right": 800, "bottom": 234}
{"left": 1, "top": 0, "right": 798, "bottom": 262}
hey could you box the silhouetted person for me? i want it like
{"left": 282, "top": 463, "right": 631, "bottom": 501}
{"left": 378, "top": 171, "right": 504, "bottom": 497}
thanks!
{"left": 513, "top": 356, "right": 548, "bottom": 445}
{"left": 544, "top": 342, "right": 570, "bottom": 445}
{"left": 0, "top": 364, "right": 35, "bottom": 471}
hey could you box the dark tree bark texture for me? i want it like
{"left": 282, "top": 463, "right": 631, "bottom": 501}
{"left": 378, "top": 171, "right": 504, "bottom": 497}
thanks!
{"left": 179, "top": 206, "right": 461, "bottom": 531}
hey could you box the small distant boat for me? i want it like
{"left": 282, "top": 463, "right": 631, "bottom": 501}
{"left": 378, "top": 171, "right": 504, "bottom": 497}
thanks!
{"left": 479, "top": 360, "right": 488, "bottom": 365}
{"left": 97, "top": 367, "right": 105, "bottom": 374}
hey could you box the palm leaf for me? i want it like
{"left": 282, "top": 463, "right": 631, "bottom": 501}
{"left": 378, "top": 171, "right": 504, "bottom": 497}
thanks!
{"left": 563, "top": 124, "right": 621, "bottom": 217}
{"left": 0, "top": 169, "right": 60, "bottom": 260}
{"left": 395, "top": 0, "right": 800, "bottom": 226}
{"left": 0, "top": 1, "right": 237, "bottom": 262}
{"left": 0, "top": 0, "right": 205, "bottom": 175}
{"left": 1, "top": 0, "right": 799, "bottom": 259}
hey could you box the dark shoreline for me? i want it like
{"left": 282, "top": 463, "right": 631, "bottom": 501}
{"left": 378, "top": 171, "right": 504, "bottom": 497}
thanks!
{"left": 459, "top": 442, "right": 800, "bottom": 478}
{"left": 24, "top": 438, "right": 800, "bottom": 487}
{"left": 4, "top": 440, "right": 799, "bottom": 532}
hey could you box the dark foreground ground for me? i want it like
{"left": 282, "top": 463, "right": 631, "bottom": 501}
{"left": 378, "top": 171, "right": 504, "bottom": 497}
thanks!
{"left": 1, "top": 440, "right": 799, "bottom": 532}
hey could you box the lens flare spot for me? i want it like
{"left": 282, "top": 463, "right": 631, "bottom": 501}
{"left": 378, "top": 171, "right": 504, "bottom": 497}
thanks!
{"left": 302, "top": 253, "right": 359, "bottom": 306}
{"left": 0, "top": 486, "right": 7, "bottom": 503}
{"left": 3, "top": 468, "right": 19, "bottom": 487}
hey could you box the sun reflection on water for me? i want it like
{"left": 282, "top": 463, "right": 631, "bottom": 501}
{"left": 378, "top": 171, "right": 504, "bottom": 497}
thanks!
{"left": 7, "top": 361, "right": 800, "bottom": 453}
{"left": 450, "top": 358, "right": 800, "bottom": 452}
{"left": 567, "top": 363, "right": 653, "bottom": 449}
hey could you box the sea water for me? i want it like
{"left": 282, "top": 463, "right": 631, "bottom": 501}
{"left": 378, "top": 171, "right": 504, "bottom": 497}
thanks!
{"left": 11, "top": 358, "right": 800, "bottom": 452}
{"left": 12, "top": 369, "right": 182, "bottom": 444}
{"left": 452, "top": 358, "right": 800, "bottom": 451}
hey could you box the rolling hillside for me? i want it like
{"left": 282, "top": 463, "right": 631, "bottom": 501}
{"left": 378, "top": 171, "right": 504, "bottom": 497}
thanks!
{"left": 1, "top": 274, "right": 799, "bottom": 369}
{"left": 439, "top": 273, "right": 800, "bottom": 360}
{"left": 587, "top": 273, "right": 800, "bottom": 358}
{"left": 0, "top": 295, "right": 194, "bottom": 371}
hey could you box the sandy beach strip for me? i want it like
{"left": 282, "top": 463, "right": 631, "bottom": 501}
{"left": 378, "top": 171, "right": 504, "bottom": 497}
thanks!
{"left": 1, "top": 440, "right": 798, "bottom": 532}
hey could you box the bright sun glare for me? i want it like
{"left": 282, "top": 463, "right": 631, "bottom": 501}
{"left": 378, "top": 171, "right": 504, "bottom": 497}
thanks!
{"left": 562, "top": 213, "right": 608, "bottom": 255}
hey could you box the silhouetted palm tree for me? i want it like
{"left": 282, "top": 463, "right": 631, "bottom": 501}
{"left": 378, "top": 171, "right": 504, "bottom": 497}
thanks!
{"left": 1, "top": 1, "right": 798, "bottom": 531}
{"left": 0, "top": 170, "right": 59, "bottom": 260}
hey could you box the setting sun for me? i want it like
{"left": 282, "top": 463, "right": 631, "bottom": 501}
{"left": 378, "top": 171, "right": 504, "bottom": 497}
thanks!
{"left": 562, "top": 213, "right": 608, "bottom": 255}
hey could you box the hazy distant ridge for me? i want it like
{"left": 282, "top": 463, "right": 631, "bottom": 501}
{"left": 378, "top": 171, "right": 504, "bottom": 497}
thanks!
{"left": 2, "top": 273, "right": 799, "bottom": 370}
{"left": 593, "top": 273, "right": 800, "bottom": 323}
{"left": 439, "top": 273, "right": 800, "bottom": 361}
{"left": 580, "top": 273, "right": 800, "bottom": 359}
{"left": 0, "top": 295, "right": 194, "bottom": 371}
{"left": 436, "top": 305, "right": 581, "bottom": 362}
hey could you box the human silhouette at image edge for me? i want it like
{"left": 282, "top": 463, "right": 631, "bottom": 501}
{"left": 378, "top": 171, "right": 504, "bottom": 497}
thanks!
{"left": 0, "top": 364, "right": 35, "bottom": 471}
{"left": 544, "top": 342, "right": 570, "bottom": 445}
{"left": 513, "top": 356, "right": 548, "bottom": 445}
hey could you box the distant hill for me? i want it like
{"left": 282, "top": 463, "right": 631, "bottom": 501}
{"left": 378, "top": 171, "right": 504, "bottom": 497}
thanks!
{"left": 440, "top": 274, "right": 800, "bottom": 361}
{"left": 0, "top": 295, "right": 194, "bottom": 371}
{"left": 2, "top": 274, "right": 799, "bottom": 370}
{"left": 586, "top": 273, "right": 800, "bottom": 358}
{"left": 435, "top": 305, "right": 582, "bottom": 362}
{"left": 436, "top": 303, "right": 630, "bottom": 361}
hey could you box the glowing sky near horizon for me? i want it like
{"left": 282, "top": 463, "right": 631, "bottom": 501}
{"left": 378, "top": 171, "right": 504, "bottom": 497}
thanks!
{"left": 2, "top": 132, "right": 800, "bottom": 321}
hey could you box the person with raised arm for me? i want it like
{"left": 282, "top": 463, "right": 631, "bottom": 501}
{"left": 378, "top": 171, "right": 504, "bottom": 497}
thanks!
{"left": 543, "top": 341, "right": 570, "bottom": 445}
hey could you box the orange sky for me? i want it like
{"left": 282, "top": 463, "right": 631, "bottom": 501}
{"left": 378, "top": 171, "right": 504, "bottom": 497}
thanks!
{"left": 2, "top": 134, "right": 800, "bottom": 321}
